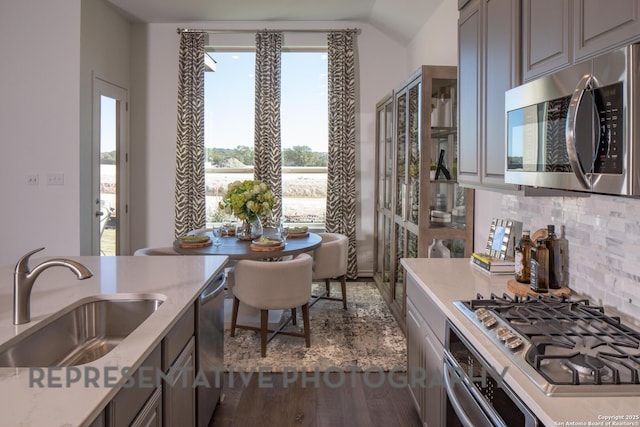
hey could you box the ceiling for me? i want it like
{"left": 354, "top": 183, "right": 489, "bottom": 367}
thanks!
{"left": 104, "top": 0, "right": 445, "bottom": 43}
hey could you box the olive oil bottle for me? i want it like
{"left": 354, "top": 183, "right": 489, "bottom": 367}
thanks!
{"left": 514, "top": 230, "right": 533, "bottom": 283}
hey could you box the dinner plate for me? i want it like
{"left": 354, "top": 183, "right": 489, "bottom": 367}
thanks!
{"left": 251, "top": 238, "right": 284, "bottom": 247}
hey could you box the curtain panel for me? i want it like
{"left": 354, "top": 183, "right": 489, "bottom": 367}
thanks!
{"left": 174, "top": 32, "right": 206, "bottom": 237}
{"left": 327, "top": 30, "right": 358, "bottom": 279}
{"left": 254, "top": 32, "right": 283, "bottom": 227}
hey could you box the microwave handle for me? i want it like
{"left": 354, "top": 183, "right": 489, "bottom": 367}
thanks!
{"left": 566, "top": 74, "right": 598, "bottom": 190}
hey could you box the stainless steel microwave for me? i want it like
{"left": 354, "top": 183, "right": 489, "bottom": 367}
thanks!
{"left": 505, "top": 44, "right": 640, "bottom": 196}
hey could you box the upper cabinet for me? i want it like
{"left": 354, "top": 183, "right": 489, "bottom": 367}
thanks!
{"left": 458, "top": 0, "right": 640, "bottom": 193}
{"left": 523, "top": 0, "right": 640, "bottom": 81}
{"left": 575, "top": 0, "right": 640, "bottom": 59}
{"left": 458, "top": 0, "right": 521, "bottom": 192}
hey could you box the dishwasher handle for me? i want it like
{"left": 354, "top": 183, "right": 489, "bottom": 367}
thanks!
{"left": 200, "top": 271, "right": 226, "bottom": 305}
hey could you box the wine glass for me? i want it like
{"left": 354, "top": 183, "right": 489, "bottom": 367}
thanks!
{"left": 212, "top": 227, "right": 222, "bottom": 246}
{"left": 280, "top": 225, "right": 289, "bottom": 244}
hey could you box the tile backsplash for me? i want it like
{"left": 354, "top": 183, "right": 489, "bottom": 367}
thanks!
{"left": 500, "top": 193, "right": 640, "bottom": 320}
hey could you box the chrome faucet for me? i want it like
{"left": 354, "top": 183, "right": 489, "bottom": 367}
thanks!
{"left": 13, "top": 247, "right": 93, "bottom": 325}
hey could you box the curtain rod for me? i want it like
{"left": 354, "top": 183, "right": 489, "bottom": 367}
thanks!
{"left": 176, "top": 27, "right": 359, "bottom": 35}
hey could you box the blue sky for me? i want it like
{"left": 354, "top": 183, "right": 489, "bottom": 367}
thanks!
{"left": 204, "top": 51, "right": 328, "bottom": 152}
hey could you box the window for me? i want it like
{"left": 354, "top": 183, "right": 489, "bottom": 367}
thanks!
{"left": 204, "top": 50, "right": 328, "bottom": 227}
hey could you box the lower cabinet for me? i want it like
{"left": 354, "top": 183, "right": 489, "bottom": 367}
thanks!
{"left": 101, "top": 304, "right": 197, "bottom": 427}
{"left": 163, "top": 337, "right": 196, "bottom": 426}
{"left": 406, "top": 274, "right": 445, "bottom": 427}
{"left": 107, "top": 346, "right": 162, "bottom": 427}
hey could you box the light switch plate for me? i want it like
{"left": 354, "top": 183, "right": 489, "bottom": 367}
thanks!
{"left": 47, "top": 173, "right": 64, "bottom": 186}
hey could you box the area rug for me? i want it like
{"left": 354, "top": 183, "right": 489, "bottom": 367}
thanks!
{"left": 223, "top": 282, "right": 407, "bottom": 372}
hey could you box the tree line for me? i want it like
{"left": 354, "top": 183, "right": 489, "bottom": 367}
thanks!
{"left": 101, "top": 145, "right": 328, "bottom": 167}
{"left": 206, "top": 145, "right": 327, "bottom": 167}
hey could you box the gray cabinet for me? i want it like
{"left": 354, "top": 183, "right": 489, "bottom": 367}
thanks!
{"left": 162, "top": 305, "right": 196, "bottom": 427}
{"left": 574, "top": 0, "right": 640, "bottom": 60}
{"left": 406, "top": 274, "right": 445, "bottom": 427}
{"left": 163, "top": 337, "right": 196, "bottom": 427}
{"left": 523, "top": 0, "right": 640, "bottom": 81}
{"left": 105, "top": 305, "right": 197, "bottom": 427}
{"left": 522, "top": 0, "right": 571, "bottom": 81}
{"left": 107, "top": 346, "right": 162, "bottom": 427}
{"left": 458, "top": 0, "right": 521, "bottom": 191}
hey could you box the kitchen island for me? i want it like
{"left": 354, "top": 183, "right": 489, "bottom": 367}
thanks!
{"left": 0, "top": 255, "right": 227, "bottom": 426}
{"left": 402, "top": 258, "right": 640, "bottom": 426}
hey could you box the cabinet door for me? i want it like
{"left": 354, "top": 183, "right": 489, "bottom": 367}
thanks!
{"left": 164, "top": 336, "right": 196, "bottom": 427}
{"left": 458, "top": 0, "right": 482, "bottom": 186}
{"left": 483, "top": 0, "right": 521, "bottom": 189}
{"left": 574, "top": 0, "right": 640, "bottom": 60}
{"left": 522, "top": 0, "right": 571, "bottom": 81}
{"left": 131, "top": 387, "right": 163, "bottom": 427}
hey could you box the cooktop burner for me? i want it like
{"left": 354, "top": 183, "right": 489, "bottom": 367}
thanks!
{"left": 455, "top": 293, "right": 640, "bottom": 396}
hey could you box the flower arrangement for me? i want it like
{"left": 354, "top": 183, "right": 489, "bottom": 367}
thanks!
{"left": 218, "top": 179, "right": 276, "bottom": 221}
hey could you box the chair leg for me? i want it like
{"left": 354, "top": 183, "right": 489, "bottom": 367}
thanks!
{"left": 230, "top": 297, "right": 240, "bottom": 337}
{"left": 340, "top": 275, "right": 347, "bottom": 309}
{"left": 301, "top": 303, "right": 311, "bottom": 348}
{"left": 260, "top": 309, "right": 268, "bottom": 357}
{"left": 291, "top": 307, "right": 297, "bottom": 325}
{"left": 325, "top": 279, "right": 331, "bottom": 296}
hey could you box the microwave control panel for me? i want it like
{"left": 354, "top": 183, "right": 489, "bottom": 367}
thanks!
{"left": 593, "top": 82, "right": 623, "bottom": 174}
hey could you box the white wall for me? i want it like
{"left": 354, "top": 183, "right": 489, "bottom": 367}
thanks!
{"left": 406, "top": 0, "right": 459, "bottom": 71}
{"left": 0, "top": 0, "right": 82, "bottom": 266}
{"left": 128, "top": 21, "right": 408, "bottom": 275}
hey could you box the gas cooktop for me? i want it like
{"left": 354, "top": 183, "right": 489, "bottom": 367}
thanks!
{"left": 455, "top": 293, "right": 640, "bottom": 396}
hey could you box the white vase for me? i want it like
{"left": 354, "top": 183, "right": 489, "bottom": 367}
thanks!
{"left": 428, "top": 239, "right": 451, "bottom": 258}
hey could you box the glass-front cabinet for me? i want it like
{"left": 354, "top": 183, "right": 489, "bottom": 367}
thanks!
{"left": 374, "top": 66, "right": 474, "bottom": 330}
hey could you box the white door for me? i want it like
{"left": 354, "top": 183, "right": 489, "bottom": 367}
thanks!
{"left": 92, "top": 77, "right": 129, "bottom": 255}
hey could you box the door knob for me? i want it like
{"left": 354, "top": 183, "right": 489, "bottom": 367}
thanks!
{"left": 95, "top": 210, "right": 104, "bottom": 217}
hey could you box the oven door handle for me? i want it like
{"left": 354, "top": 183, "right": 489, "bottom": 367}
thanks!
{"left": 566, "top": 73, "right": 601, "bottom": 190}
{"left": 443, "top": 352, "right": 506, "bottom": 427}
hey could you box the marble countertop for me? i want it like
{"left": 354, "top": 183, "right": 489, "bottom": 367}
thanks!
{"left": 0, "top": 255, "right": 227, "bottom": 426}
{"left": 401, "top": 258, "right": 640, "bottom": 427}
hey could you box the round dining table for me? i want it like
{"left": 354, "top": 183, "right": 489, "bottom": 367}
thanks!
{"left": 172, "top": 229, "right": 322, "bottom": 260}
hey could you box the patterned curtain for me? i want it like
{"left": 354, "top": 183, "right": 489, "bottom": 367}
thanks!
{"left": 174, "top": 32, "right": 206, "bottom": 237}
{"left": 254, "top": 32, "right": 283, "bottom": 228}
{"left": 327, "top": 30, "right": 358, "bottom": 279}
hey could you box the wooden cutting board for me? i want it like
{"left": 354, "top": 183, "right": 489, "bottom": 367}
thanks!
{"left": 507, "top": 279, "right": 571, "bottom": 297}
{"left": 178, "top": 240, "right": 212, "bottom": 249}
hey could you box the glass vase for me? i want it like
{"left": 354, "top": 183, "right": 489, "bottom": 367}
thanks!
{"left": 237, "top": 216, "right": 263, "bottom": 240}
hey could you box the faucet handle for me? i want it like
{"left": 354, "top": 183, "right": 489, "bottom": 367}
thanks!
{"left": 15, "top": 247, "right": 45, "bottom": 274}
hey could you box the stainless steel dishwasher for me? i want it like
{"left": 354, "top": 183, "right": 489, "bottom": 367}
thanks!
{"left": 196, "top": 271, "right": 225, "bottom": 427}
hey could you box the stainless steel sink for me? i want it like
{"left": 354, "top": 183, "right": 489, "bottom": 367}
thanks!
{"left": 0, "top": 296, "right": 165, "bottom": 367}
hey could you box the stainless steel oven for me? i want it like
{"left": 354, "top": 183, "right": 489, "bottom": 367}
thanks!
{"left": 444, "top": 321, "right": 540, "bottom": 427}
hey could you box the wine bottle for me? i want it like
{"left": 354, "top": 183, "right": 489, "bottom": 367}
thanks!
{"left": 556, "top": 225, "right": 569, "bottom": 287}
{"left": 514, "top": 230, "right": 533, "bottom": 283}
{"left": 545, "top": 225, "right": 559, "bottom": 289}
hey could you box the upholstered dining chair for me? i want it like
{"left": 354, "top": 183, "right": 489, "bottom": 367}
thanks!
{"left": 310, "top": 232, "right": 348, "bottom": 309}
{"left": 230, "top": 253, "right": 313, "bottom": 357}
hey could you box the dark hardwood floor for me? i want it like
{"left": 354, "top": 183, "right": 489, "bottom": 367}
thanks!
{"left": 209, "top": 371, "right": 422, "bottom": 426}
